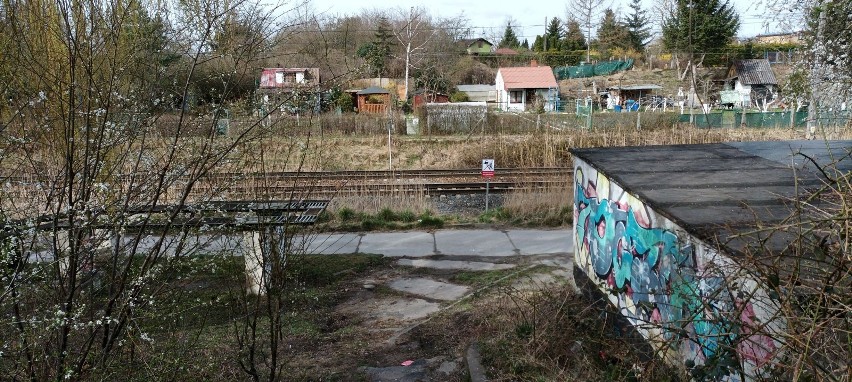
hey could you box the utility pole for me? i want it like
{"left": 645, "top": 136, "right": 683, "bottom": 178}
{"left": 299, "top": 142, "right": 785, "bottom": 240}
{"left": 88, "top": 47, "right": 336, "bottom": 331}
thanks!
{"left": 388, "top": 115, "right": 393, "bottom": 173}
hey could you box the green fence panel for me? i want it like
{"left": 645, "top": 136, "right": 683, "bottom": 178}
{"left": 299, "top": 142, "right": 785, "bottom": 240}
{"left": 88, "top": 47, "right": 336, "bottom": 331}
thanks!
{"left": 570, "top": 65, "right": 595, "bottom": 78}
{"left": 694, "top": 113, "right": 722, "bottom": 128}
{"left": 594, "top": 60, "right": 634, "bottom": 76}
{"left": 680, "top": 110, "right": 842, "bottom": 128}
{"left": 740, "top": 111, "right": 810, "bottom": 128}
{"left": 795, "top": 111, "right": 808, "bottom": 127}
{"left": 678, "top": 113, "right": 723, "bottom": 127}
{"left": 721, "top": 110, "right": 736, "bottom": 128}
{"left": 553, "top": 60, "right": 634, "bottom": 80}
{"left": 743, "top": 113, "right": 764, "bottom": 127}
{"left": 764, "top": 112, "right": 783, "bottom": 127}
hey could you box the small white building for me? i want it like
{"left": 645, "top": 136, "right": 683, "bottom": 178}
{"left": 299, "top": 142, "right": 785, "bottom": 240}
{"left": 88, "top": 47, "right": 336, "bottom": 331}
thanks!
{"left": 495, "top": 65, "right": 559, "bottom": 112}
{"left": 719, "top": 59, "right": 778, "bottom": 108}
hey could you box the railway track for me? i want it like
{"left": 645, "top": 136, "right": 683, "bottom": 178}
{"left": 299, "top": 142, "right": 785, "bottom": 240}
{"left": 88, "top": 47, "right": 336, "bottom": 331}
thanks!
{"left": 195, "top": 180, "right": 567, "bottom": 197}
{"left": 3, "top": 168, "right": 573, "bottom": 199}
{"left": 204, "top": 167, "right": 571, "bottom": 181}
{"left": 2, "top": 167, "right": 571, "bottom": 183}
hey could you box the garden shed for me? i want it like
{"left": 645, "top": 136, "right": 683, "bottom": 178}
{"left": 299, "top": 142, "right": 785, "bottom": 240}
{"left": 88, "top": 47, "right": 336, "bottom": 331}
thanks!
{"left": 719, "top": 59, "right": 778, "bottom": 108}
{"left": 495, "top": 65, "right": 558, "bottom": 112}
{"left": 356, "top": 86, "right": 391, "bottom": 114}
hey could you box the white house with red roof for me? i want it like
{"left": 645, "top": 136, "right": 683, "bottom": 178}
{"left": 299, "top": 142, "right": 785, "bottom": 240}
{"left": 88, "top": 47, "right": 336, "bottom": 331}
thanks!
{"left": 495, "top": 64, "right": 559, "bottom": 112}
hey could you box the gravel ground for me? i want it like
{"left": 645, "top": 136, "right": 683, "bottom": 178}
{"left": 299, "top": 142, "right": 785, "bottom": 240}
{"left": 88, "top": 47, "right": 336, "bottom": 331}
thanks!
{"left": 429, "top": 194, "right": 506, "bottom": 216}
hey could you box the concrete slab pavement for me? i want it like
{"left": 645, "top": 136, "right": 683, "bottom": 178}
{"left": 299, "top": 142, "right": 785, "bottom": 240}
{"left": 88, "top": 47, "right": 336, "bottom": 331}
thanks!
{"left": 397, "top": 259, "right": 516, "bottom": 271}
{"left": 507, "top": 229, "right": 573, "bottom": 255}
{"left": 388, "top": 278, "right": 470, "bottom": 301}
{"left": 304, "top": 228, "right": 573, "bottom": 258}
{"left": 359, "top": 232, "right": 435, "bottom": 257}
{"left": 435, "top": 229, "right": 517, "bottom": 257}
{"left": 300, "top": 233, "right": 361, "bottom": 254}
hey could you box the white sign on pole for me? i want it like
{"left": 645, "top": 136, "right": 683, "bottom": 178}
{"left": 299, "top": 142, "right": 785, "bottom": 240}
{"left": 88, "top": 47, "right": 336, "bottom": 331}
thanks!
{"left": 481, "top": 159, "right": 495, "bottom": 178}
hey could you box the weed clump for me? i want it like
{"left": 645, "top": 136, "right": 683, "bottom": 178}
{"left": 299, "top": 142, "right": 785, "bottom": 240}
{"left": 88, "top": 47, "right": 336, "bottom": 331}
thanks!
{"left": 337, "top": 207, "right": 356, "bottom": 221}
{"left": 417, "top": 211, "right": 444, "bottom": 228}
{"left": 398, "top": 209, "right": 417, "bottom": 223}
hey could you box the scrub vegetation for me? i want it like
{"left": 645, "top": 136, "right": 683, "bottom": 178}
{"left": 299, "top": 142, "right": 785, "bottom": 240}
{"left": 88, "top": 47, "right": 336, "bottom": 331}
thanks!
{"left": 1, "top": 0, "right": 849, "bottom": 379}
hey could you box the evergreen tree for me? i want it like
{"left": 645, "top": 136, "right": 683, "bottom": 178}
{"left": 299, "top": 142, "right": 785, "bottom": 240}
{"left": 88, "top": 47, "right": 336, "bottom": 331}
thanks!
{"left": 532, "top": 35, "right": 545, "bottom": 52}
{"left": 594, "top": 9, "right": 631, "bottom": 58}
{"left": 563, "top": 20, "right": 587, "bottom": 51}
{"left": 357, "top": 16, "right": 395, "bottom": 77}
{"left": 522, "top": 38, "right": 530, "bottom": 49}
{"left": 545, "top": 17, "right": 564, "bottom": 51}
{"left": 623, "top": 0, "right": 651, "bottom": 51}
{"left": 374, "top": 16, "right": 394, "bottom": 45}
{"left": 500, "top": 22, "right": 521, "bottom": 48}
{"left": 662, "top": 0, "right": 739, "bottom": 56}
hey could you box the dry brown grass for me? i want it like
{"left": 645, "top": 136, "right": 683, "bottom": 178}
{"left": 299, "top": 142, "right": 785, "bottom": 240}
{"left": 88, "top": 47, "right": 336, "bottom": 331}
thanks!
{"left": 326, "top": 192, "right": 430, "bottom": 217}
{"left": 452, "top": 280, "right": 680, "bottom": 381}
{"left": 6, "top": 112, "right": 847, "bottom": 176}
{"left": 495, "top": 179, "right": 574, "bottom": 226}
{"left": 239, "top": 123, "right": 848, "bottom": 172}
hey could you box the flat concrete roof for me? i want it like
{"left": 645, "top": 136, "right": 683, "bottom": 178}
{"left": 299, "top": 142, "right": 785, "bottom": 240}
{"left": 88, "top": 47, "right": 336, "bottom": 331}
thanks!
{"left": 572, "top": 140, "right": 852, "bottom": 257}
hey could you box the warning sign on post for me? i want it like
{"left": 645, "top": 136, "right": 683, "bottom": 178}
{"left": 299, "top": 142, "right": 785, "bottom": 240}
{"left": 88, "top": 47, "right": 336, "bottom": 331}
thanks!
{"left": 481, "top": 159, "right": 495, "bottom": 178}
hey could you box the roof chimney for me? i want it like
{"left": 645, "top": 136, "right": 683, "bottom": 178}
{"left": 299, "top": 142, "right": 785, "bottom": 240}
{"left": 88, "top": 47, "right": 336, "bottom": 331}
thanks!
{"left": 530, "top": 59, "right": 538, "bottom": 67}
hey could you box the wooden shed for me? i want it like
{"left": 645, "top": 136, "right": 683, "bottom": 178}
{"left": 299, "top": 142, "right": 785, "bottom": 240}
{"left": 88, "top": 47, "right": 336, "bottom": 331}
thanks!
{"left": 356, "top": 86, "right": 391, "bottom": 114}
{"left": 411, "top": 89, "right": 450, "bottom": 109}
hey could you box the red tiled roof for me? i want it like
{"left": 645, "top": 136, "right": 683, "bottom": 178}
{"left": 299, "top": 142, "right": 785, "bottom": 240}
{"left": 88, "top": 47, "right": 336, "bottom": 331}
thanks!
{"left": 498, "top": 66, "right": 557, "bottom": 90}
{"left": 494, "top": 47, "right": 518, "bottom": 55}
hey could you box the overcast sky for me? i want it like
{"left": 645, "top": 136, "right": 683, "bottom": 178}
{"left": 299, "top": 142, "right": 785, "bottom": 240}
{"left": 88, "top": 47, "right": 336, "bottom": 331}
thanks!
{"left": 306, "top": 0, "right": 787, "bottom": 42}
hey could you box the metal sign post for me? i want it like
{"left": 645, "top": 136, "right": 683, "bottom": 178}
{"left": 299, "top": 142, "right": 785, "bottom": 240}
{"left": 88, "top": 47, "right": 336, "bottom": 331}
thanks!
{"left": 481, "top": 159, "right": 495, "bottom": 212}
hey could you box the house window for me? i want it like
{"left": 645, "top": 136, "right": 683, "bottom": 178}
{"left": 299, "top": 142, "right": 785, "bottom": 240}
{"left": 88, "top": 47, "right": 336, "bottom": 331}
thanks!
{"left": 478, "top": 41, "right": 483, "bottom": 48}
{"left": 510, "top": 91, "right": 523, "bottom": 103}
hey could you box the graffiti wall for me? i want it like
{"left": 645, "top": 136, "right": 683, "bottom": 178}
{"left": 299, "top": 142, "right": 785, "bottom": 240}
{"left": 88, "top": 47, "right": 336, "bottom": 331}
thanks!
{"left": 572, "top": 158, "right": 782, "bottom": 381}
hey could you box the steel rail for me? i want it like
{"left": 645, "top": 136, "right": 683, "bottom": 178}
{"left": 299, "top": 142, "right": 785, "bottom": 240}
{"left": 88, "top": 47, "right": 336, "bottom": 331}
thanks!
{"left": 2, "top": 167, "right": 573, "bottom": 183}
{"left": 192, "top": 180, "right": 567, "bottom": 197}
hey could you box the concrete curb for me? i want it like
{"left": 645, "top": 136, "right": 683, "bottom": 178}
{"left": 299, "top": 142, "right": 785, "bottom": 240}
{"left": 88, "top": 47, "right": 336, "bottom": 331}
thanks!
{"left": 466, "top": 343, "right": 488, "bottom": 382}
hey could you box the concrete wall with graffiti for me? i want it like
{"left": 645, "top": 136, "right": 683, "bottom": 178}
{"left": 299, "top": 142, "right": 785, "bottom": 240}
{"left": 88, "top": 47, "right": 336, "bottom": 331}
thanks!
{"left": 572, "top": 158, "right": 784, "bottom": 381}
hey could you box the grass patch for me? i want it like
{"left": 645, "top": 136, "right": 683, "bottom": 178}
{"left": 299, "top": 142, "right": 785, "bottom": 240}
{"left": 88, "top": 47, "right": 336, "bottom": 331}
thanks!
{"left": 294, "top": 254, "right": 388, "bottom": 286}
{"left": 377, "top": 207, "right": 397, "bottom": 221}
{"left": 113, "top": 252, "right": 395, "bottom": 380}
{"left": 417, "top": 210, "right": 444, "bottom": 228}
{"left": 398, "top": 209, "right": 417, "bottom": 223}
{"left": 338, "top": 207, "right": 356, "bottom": 221}
{"left": 319, "top": 207, "right": 446, "bottom": 231}
{"left": 478, "top": 208, "right": 514, "bottom": 224}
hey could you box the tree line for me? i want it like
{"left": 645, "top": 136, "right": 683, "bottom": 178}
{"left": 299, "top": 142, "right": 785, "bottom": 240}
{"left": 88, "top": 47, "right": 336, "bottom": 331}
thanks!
{"left": 1, "top": 0, "right": 848, "bottom": 113}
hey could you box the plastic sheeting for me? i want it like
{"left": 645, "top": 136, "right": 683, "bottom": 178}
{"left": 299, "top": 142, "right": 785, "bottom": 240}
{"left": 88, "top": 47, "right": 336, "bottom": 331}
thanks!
{"left": 553, "top": 60, "right": 634, "bottom": 80}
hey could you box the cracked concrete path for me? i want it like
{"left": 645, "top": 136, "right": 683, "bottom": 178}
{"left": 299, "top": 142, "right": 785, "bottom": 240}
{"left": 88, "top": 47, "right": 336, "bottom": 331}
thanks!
{"left": 330, "top": 228, "right": 573, "bottom": 382}
{"left": 305, "top": 228, "right": 572, "bottom": 257}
